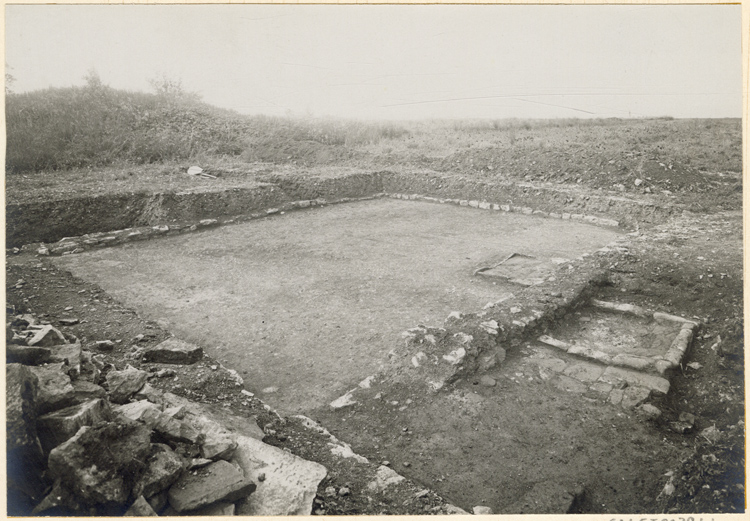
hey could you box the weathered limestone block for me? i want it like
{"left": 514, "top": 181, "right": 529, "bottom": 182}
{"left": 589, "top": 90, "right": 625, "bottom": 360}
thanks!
{"left": 167, "top": 460, "right": 255, "bottom": 512}
{"left": 26, "top": 324, "right": 67, "bottom": 347}
{"left": 6, "top": 364, "right": 46, "bottom": 512}
{"left": 142, "top": 338, "right": 203, "bottom": 365}
{"left": 132, "top": 443, "right": 186, "bottom": 499}
{"left": 47, "top": 418, "right": 152, "bottom": 506}
{"left": 28, "top": 362, "right": 76, "bottom": 414}
{"left": 70, "top": 379, "right": 108, "bottom": 404}
{"left": 37, "top": 398, "right": 113, "bottom": 453}
{"left": 6, "top": 344, "right": 52, "bottom": 365}
{"left": 232, "top": 434, "right": 327, "bottom": 515}
{"left": 107, "top": 365, "right": 148, "bottom": 404}
{"left": 116, "top": 400, "right": 201, "bottom": 444}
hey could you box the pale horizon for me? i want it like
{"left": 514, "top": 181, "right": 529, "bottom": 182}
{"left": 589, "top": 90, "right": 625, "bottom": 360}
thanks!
{"left": 5, "top": 4, "right": 742, "bottom": 121}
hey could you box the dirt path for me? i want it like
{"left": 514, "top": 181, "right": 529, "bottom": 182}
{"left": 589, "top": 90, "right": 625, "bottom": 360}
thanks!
{"left": 52, "top": 199, "right": 619, "bottom": 414}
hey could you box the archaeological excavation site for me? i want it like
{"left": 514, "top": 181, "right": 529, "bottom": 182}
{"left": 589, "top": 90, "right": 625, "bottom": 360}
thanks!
{"left": 1, "top": 78, "right": 743, "bottom": 519}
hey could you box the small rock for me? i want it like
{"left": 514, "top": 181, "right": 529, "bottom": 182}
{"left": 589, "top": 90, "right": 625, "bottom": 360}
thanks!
{"left": 479, "top": 375, "right": 497, "bottom": 387}
{"left": 142, "top": 338, "right": 203, "bottom": 365}
{"left": 473, "top": 505, "right": 494, "bottom": 515}
{"left": 26, "top": 325, "right": 67, "bottom": 347}
{"left": 188, "top": 457, "right": 213, "bottom": 469}
{"left": 669, "top": 421, "right": 694, "bottom": 434}
{"left": 403, "top": 462, "right": 411, "bottom": 468}
{"left": 325, "top": 486, "right": 337, "bottom": 497}
{"left": 155, "top": 368, "right": 176, "bottom": 378}
{"left": 94, "top": 340, "right": 115, "bottom": 351}
{"left": 634, "top": 178, "right": 643, "bottom": 186}
{"left": 701, "top": 425, "right": 722, "bottom": 444}
{"left": 635, "top": 403, "right": 662, "bottom": 420}
{"left": 58, "top": 318, "right": 80, "bottom": 326}
{"left": 257, "top": 472, "right": 266, "bottom": 482}
{"left": 338, "top": 487, "right": 351, "bottom": 497}
{"left": 124, "top": 496, "right": 158, "bottom": 517}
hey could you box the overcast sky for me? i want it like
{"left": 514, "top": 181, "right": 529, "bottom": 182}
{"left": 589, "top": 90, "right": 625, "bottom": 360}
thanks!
{"left": 5, "top": 4, "right": 742, "bottom": 120}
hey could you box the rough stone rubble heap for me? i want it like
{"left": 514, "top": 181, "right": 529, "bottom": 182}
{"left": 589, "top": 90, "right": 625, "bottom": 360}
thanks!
{"left": 6, "top": 312, "right": 327, "bottom": 516}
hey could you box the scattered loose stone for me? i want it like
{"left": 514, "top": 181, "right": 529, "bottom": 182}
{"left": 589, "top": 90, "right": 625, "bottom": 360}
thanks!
{"left": 479, "top": 375, "right": 496, "bottom": 387}
{"left": 58, "top": 318, "right": 80, "bottom": 326}
{"left": 26, "top": 325, "right": 67, "bottom": 347}
{"left": 338, "top": 487, "right": 351, "bottom": 496}
{"left": 94, "top": 340, "right": 115, "bottom": 351}
{"left": 635, "top": 403, "right": 662, "bottom": 420}
{"left": 473, "top": 505, "right": 494, "bottom": 515}
{"left": 142, "top": 338, "right": 203, "bottom": 365}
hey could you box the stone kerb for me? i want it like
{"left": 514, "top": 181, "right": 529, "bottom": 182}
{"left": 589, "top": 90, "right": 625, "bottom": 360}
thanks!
{"left": 31, "top": 195, "right": 383, "bottom": 257}
{"left": 386, "top": 192, "right": 620, "bottom": 228}
{"left": 327, "top": 255, "right": 609, "bottom": 410}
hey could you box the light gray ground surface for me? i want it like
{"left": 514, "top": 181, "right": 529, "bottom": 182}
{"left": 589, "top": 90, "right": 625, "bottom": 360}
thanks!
{"left": 54, "top": 199, "right": 620, "bottom": 414}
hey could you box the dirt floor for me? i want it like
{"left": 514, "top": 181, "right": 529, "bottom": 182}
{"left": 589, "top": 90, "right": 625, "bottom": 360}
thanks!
{"left": 50, "top": 199, "right": 619, "bottom": 414}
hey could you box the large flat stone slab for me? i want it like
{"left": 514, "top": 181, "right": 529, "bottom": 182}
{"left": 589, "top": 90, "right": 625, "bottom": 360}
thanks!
{"left": 231, "top": 434, "right": 327, "bottom": 516}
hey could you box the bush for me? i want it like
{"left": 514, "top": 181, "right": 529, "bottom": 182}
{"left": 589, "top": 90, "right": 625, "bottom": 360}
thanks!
{"left": 5, "top": 84, "right": 251, "bottom": 173}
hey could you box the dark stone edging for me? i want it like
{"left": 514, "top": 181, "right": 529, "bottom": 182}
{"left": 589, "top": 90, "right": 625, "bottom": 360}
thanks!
{"left": 8, "top": 169, "right": 680, "bottom": 248}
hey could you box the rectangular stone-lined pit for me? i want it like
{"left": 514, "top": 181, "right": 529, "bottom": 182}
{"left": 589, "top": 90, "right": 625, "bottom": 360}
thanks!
{"left": 52, "top": 199, "right": 620, "bottom": 414}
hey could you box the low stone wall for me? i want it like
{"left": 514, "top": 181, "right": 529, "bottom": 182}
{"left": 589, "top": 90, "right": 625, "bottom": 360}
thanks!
{"left": 8, "top": 169, "right": 679, "bottom": 248}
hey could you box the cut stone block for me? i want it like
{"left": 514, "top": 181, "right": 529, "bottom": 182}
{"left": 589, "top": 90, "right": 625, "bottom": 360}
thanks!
{"left": 6, "top": 364, "right": 46, "bottom": 508}
{"left": 116, "top": 400, "right": 201, "bottom": 444}
{"left": 37, "top": 398, "right": 113, "bottom": 453}
{"left": 599, "top": 366, "right": 670, "bottom": 395}
{"left": 132, "top": 444, "right": 185, "bottom": 499}
{"left": 232, "top": 434, "right": 327, "bottom": 516}
{"left": 28, "top": 363, "right": 76, "bottom": 414}
{"left": 142, "top": 338, "right": 203, "bottom": 365}
{"left": 621, "top": 386, "right": 652, "bottom": 409}
{"left": 590, "top": 299, "right": 649, "bottom": 317}
{"left": 6, "top": 344, "right": 52, "bottom": 365}
{"left": 611, "top": 354, "right": 654, "bottom": 372}
{"left": 70, "top": 380, "right": 107, "bottom": 404}
{"left": 107, "top": 365, "right": 148, "bottom": 404}
{"left": 47, "top": 418, "right": 152, "bottom": 506}
{"left": 167, "top": 459, "right": 255, "bottom": 512}
{"left": 538, "top": 335, "right": 571, "bottom": 352}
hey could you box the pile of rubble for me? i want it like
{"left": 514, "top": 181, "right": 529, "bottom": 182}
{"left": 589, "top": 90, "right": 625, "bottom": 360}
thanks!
{"left": 6, "top": 313, "right": 327, "bottom": 516}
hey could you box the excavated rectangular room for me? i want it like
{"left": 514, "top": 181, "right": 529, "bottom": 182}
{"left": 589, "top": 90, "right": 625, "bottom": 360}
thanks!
{"left": 52, "top": 198, "right": 621, "bottom": 414}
